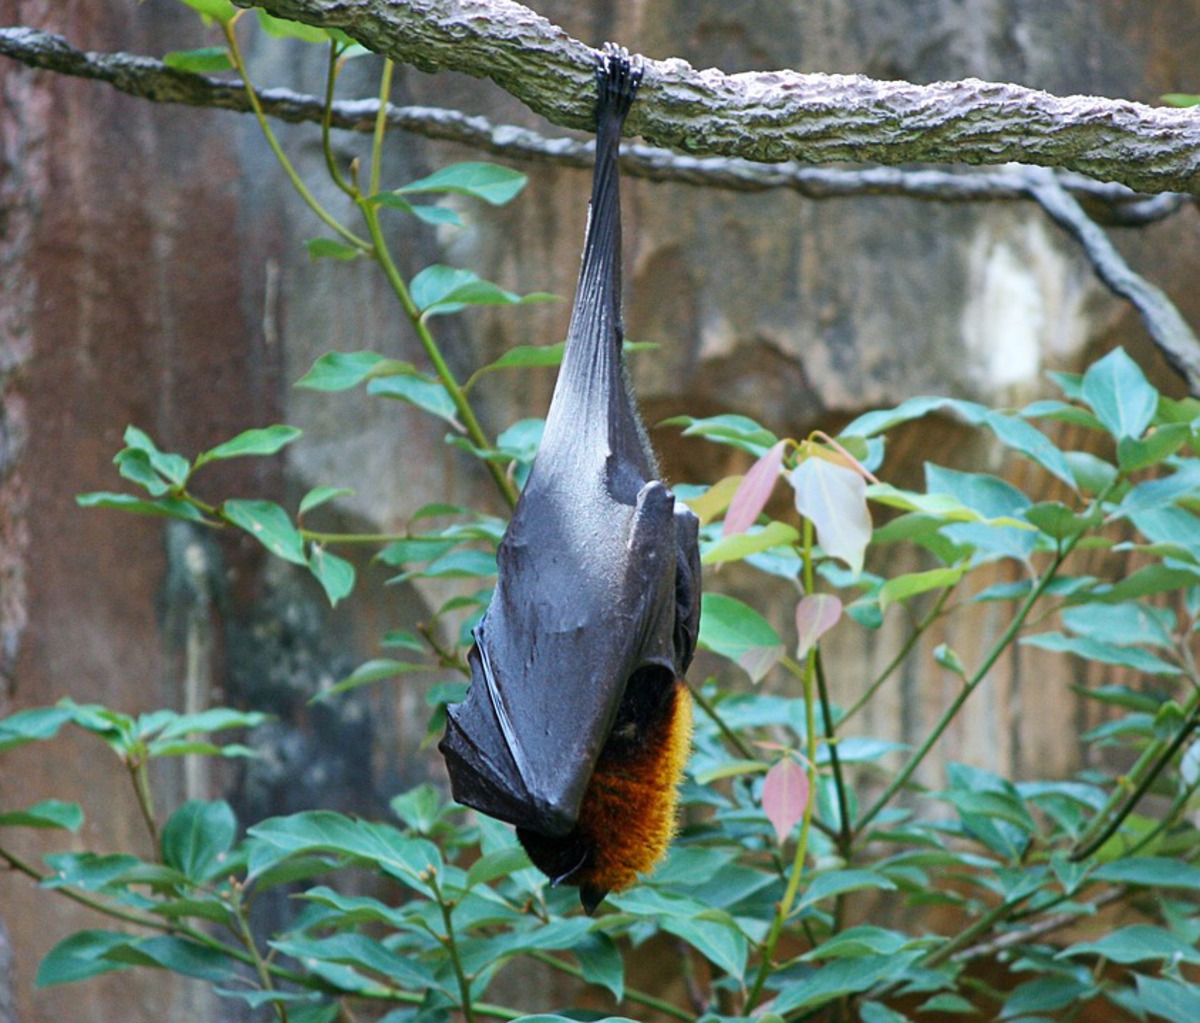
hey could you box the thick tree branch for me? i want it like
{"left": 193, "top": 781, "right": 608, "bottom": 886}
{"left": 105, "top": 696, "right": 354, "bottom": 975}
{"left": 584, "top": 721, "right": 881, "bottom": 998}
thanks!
{"left": 238, "top": 0, "right": 1200, "bottom": 196}
{"left": 0, "top": 26, "right": 1186, "bottom": 223}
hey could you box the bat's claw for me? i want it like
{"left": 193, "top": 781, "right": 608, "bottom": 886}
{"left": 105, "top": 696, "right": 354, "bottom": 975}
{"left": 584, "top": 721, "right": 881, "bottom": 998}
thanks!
{"left": 597, "top": 41, "right": 644, "bottom": 114}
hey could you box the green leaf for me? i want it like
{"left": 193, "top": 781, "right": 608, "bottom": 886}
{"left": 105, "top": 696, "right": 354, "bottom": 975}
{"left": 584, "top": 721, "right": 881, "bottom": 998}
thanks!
{"left": 309, "top": 546, "right": 356, "bottom": 607}
{"left": 879, "top": 566, "right": 965, "bottom": 611}
{"left": 410, "top": 264, "right": 556, "bottom": 317}
{"left": 572, "top": 932, "right": 625, "bottom": 1003}
{"left": 465, "top": 343, "right": 567, "bottom": 390}
{"left": 394, "top": 548, "right": 497, "bottom": 583}
{"left": 319, "top": 659, "right": 431, "bottom": 700}
{"left": 107, "top": 935, "right": 241, "bottom": 982}
{"left": 802, "top": 926, "right": 916, "bottom": 960}
{"left": 698, "top": 593, "right": 784, "bottom": 683}
{"left": 75, "top": 492, "right": 207, "bottom": 523}
{"left": 664, "top": 413, "right": 779, "bottom": 456}
{"left": 35, "top": 931, "right": 132, "bottom": 987}
{"left": 1061, "top": 925, "right": 1200, "bottom": 964}
{"left": 114, "top": 448, "right": 171, "bottom": 496}
{"left": 772, "top": 955, "right": 919, "bottom": 1015}
{"left": 178, "top": 0, "right": 237, "bottom": 24}
{"left": 1081, "top": 347, "right": 1158, "bottom": 439}
{"left": 701, "top": 521, "right": 799, "bottom": 564}
{"left": 42, "top": 852, "right": 143, "bottom": 891}
{"left": 1000, "top": 975, "right": 1090, "bottom": 1018}
{"left": 1063, "top": 451, "right": 1118, "bottom": 496}
{"left": 1021, "top": 632, "right": 1181, "bottom": 676}
{"left": 1092, "top": 856, "right": 1200, "bottom": 889}
{"left": 299, "top": 486, "right": 354, "bottom": 516}
{"left": 1163, "top": 93, "right": 1200, "bottom": 106}
{"left": 122, "top": 426, "right": 191, "bottom": 485}
{"left": 466, "top": 846, "right": 533, "bottom": 888}
{"left": 305, "top": 237, "right": 362, "bottom": 261}
{"left": 222, "top": 499, "right": 307, "bottom": 565}
{"left": 255, "top": 9, "right": 329, "bottom": 42}
{"left": 270, "top": 935, "right": 437, "bottom": 990}
{"left": 0, "top": 706, "right": 72, "bottom": 752}
{"left": 196, "top": 425, "right": 302, "bottom": 466}
{"left": 296, "top": 351, "right": 417, "bottom": 391}
{"left": 795, "top": 869, "right": 897, "bottom": 911}
{"left": 1114, "top": 461, "right": 1200, "bottom": 518}
{"left": 162, "top": 47, "right": 233, "bottom": 73}
{"left": 154, "top": 707, "right": 269, "bottom": 741}
{"left": 161, "top": 800, "right": 237, "bottom": 882}
{"left": 1062, "top": 601, "right": 1173, "bottom": 648}
{"left": 367, "top": 374, "right": 460, "bottom": 426}
{"left": 0, "top": 800, "right": 83, "bottom": 831}
{"left": 1024, "top": 501, "right": 1091, "bottom": 540}
{"left": 248, "top": 811, "right": 441, "bottom": 893}
{"left": 1117, "top": 422, "right": 1191, "bottom": 471}
{"left": 659, "top": 913, "right": 749, "bottom": 980}
{"left": 398, "top": 162, "right": 528, "bottom": 205}
{"left": 1131, "top": 975, "right": 1200, "bottom": 1023}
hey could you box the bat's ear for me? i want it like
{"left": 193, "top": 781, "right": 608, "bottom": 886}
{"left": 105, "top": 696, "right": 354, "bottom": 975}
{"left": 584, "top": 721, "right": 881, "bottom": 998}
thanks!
{"left": 673, "top": 504, "right": 701, "bottom": 673}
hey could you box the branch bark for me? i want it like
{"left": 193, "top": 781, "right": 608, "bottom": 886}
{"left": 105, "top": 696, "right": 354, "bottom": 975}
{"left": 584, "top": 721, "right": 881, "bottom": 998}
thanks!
{"left": 239, "top": 0, "right": 1200, "bottom": 196}
{"left": 0, "top": 26, "right": 1187, "bottom": 222}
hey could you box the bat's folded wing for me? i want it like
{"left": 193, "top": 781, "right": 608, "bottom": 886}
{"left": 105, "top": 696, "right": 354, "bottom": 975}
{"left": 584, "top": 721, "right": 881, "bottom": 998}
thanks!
{"left": 440, "top": 478, "right": 693, "bottom": 836}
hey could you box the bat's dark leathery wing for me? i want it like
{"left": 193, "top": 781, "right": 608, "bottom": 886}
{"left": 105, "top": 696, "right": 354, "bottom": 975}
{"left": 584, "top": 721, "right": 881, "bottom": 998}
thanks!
{"left": 439, "top": 44, "right": 701, "bottom": 914}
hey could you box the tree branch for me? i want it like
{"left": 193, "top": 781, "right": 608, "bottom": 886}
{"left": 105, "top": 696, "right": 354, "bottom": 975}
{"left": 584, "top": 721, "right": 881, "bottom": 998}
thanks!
{"left": 0, "top": 26, "right": 1187, "bottom": 222}
{"left": 1023, "top": 166, "right": 1200, "bottom": 394}
{"left": 237, "top": 0, "right": 1200, "bottom": 196}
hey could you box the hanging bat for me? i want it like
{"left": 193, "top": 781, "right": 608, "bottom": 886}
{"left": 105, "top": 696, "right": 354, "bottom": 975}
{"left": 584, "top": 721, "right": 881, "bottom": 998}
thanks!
{"left": 439, "top": 45, "right": 701, "bottom": 914}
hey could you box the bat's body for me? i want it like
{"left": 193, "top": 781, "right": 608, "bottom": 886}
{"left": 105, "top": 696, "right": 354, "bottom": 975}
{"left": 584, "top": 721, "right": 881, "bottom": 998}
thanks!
{"left": 439, "top": 47, "right": 701, "bottom": 912}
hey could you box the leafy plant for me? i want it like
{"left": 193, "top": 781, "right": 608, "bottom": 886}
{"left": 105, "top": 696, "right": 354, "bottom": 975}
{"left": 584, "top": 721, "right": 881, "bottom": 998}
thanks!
{"left": 4, "top": 6, "right": 1200, "bottom": 1023}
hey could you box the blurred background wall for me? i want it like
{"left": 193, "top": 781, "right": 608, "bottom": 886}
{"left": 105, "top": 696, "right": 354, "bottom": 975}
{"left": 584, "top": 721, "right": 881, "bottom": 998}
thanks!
{"left": 1, "top": 0, "right": 1198, "bottom": 1018}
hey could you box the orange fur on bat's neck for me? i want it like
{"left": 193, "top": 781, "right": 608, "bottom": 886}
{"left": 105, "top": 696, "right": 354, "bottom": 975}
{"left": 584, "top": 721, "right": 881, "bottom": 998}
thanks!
{"left": 570, "top": 678, "right": 693, "bottom": 896}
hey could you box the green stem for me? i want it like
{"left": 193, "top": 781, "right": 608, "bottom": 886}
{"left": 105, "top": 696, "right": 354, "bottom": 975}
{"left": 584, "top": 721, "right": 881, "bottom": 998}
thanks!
{"left": 918, "top": 890, "right": 1034, "bottom": 969}
{"left": 814, "top": 649, "right": 853, "bottom": 855}
{"left": 223, "top": 22, "right": 368, "bottom": 251}
{"left": 358, "top": 202, "right": 518, "bottom": 507}
{"left": 321, "top": 41, "right": 355, "bottom": 197}
{"left": 128, "top": 757, "right": 160, "bottom": 858}
{"left": 430, "top": 871, "right": 476, "bottom": 1023}
{"left": 746, "top": 522, "right": 821, "bottom": 1011}
{"left": 856, "top": 549, "right": 1074, "bottom": 834}
{"left": 369, "top": 59, "right": 394, "bottom": 198}
{"left": 688, "top": 681, "right": 757, "bottom": 762}
{"left": 1070, "top": 686, "right": 1200, "bottom": 861}
{"left": 840, "top": 586, "right": 954, "bottom": 726}
{"left": 232, "top": 890, "right": 288, "bottom": 1023}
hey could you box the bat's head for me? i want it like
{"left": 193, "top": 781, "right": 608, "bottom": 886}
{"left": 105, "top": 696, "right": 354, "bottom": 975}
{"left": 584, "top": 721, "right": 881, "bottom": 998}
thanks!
{"left": 517, "top": 669, "right": 693, "bottom": 914}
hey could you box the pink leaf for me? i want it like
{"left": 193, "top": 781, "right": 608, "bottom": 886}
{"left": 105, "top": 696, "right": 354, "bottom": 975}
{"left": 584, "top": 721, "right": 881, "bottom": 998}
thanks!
{"left": 724, "top": 440, "right": 787, "bottom": 536}
{"left": 795, "top": 594, "right": 843, "bottom": 659}
{"left": 762, "top": 756, "right": 809, "bottom": 844}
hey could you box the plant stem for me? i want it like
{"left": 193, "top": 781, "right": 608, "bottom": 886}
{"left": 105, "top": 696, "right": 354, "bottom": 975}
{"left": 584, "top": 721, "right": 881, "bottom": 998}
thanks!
{"left": 222, "top": 22, "right": 369, "bottom": 251}
{"left": 128, "top": 757, "right": 160, "bottom": 858}
{"left": 430, "top": 871, "right": 476, "bottom": 1023}
{"left": 855, "top": 547, "right": 1073, "bottom": 834}
{"left": 1069, "top": 686, "right": 1200, "bottom": 861}
{"left": 840, "top": 586, "right": 954, "bottom": 725}
{"left": 321, "top": 41, "right": 356, "bottom": 197}
{"left": 814, "top": 649, "right": 853, "bottom": 855}
{"left": 369, "top": 58, "right": 394, "bottom": 197}
{"left": 232, "top": 889, "right": 288, "bottom": 1023}
{"left": 357, "top": 202, "right": 519, "bottom": 507}
{"left": 746, "top": 520, "right": 821, "bottom": 1011}
{"left": 688, "top": 681, "right": 758, "bottom": 762}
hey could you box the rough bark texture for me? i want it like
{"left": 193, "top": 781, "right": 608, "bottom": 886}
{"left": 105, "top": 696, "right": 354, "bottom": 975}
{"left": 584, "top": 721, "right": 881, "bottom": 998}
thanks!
{"left": 245, "top": 0, "right": 1200, "bottom": 194}
{"left": 1, "top": 2, "right": 1199, "bottom": 1020}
